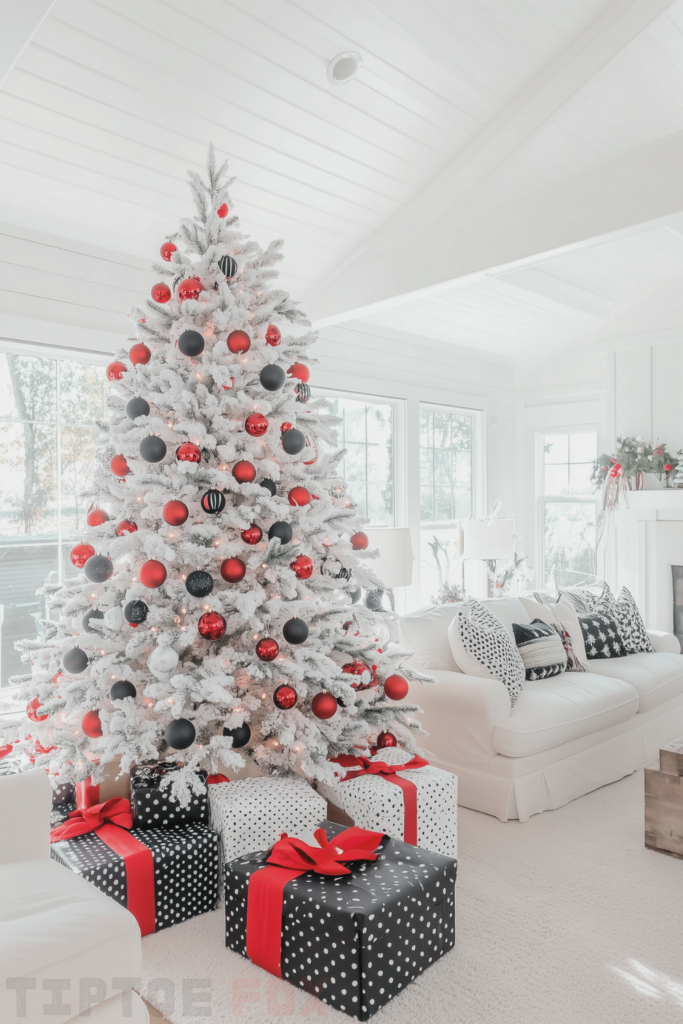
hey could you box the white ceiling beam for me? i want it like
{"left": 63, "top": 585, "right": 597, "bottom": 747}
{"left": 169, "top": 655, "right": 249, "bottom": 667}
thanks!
{"left": 0, "top": 0, "right": 56, "bottom": 90}
{"left": 307, "top": 0, "right": 676, "bottom": 325}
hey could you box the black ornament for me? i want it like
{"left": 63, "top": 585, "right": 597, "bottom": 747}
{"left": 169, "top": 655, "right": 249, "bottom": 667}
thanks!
{"left": 260, "top": 478, "right": 277, "bottom": 496}
{"left": 283, "top": 617, "right": 309, "bottom": 645}
{"left": 124, "top": 599, "right": 148, "bottom": 624}
{"left": 223, "top": 723, "right": 251, "bottom": 748}
{"left": 201, "top": 489, "right": 226, "bottom": 514}
{"left": 336, "top": 695, "right": 346, "bottom": 708}
{"left": 63, "top": 648, "right": 88, "bottom": 674}
{"left": 281, "top": 428, "right": 306, "bottom": 455}
{"left": 126, "top": 397, "right": 150, "bottom": 419}
{"left": 350, "top": 588, "right": 362, "bottom": 604}
{"left": 321, "top": 557, "right": 351, "bottom": 581}
{"left": 295, "top": 382, "right": 311, "bottom": 403}
{"left": 110, "top": 679, "right": 136, "bottom": 701}
{"left": 260, "top": 364, "right": 286, "bottom": 392}
{"left": 82, "top": 609, "right": 104, "bottom": 633}
{"left": 165, "top": 718, "right": 196, "bottom": 750}
{"left": 364, "top": 589, "right": 385, "bottom": 612}
{"left": 178, "top": 330, "right": 205, "bottom": 357}
{"left": 185, "top": 570, "right": 214, "bottom": 598}
{"left": 219, "top": 255, "right": 238, "bottom": 279}
{"left": 139, "top": 435, "right": 167, "bottom": 463}
{"left": 84, "top": 555, "right": 113, "bottom": 583}
{"left": 268, "top": 521, "right": 293, "bottom": 545}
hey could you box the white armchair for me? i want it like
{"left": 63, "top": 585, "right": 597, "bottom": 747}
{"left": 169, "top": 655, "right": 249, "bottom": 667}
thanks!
{"left": 0, "top": 770, "right": 148, "bottom": 1024}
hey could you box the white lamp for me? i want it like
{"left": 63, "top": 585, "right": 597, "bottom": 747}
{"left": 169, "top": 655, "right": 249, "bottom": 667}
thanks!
{"left": 461, "top": 519, "right": 515, "bottom": 598}
{"left": 363, "top": 528, "right": 414, "bottom": 610}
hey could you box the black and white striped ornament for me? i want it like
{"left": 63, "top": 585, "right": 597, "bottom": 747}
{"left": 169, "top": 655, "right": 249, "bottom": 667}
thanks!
{"left": 218, "top": 255, "right": 238, "bottom": 280}
{"left": 295, "top": 382, "right": 311, "bottom": 403}
{"left": 201, "top": 489, "right": 226, "bottom": 514}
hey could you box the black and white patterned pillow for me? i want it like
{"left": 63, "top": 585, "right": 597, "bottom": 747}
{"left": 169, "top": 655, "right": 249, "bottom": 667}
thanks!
{"left": 549, "top": 622, "right": 585, "bottom": 672}
{"left": 454, "top": 599, "right": 524, "bottom": 705}
{"left": 578, "top": 613, "right": 628, "bottom": 659}
{"left": 512, "top": 619, "right": 567, "bottom": 680}
{"left": 594, "top": 584, "right": 653, "bottom": 655}
{"left": 558, "top": 585, "right": 605, "bottom": 614}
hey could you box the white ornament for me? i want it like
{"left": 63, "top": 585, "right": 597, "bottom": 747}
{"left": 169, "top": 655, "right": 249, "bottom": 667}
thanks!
{"left": 148, "top": 646, "right": 179, "bottom": 678}
{"left": 104, "top": 606, "right": 124, "bottom": 630}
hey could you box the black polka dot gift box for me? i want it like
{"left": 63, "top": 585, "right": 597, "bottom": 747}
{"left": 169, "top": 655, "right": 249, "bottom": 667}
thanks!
{"left": 225, "top": 820, "right": 457, "bottom": 1021}
{"left": 131, "top": 762, "right": 209, "bottom": 828}
{"left": 50, "top": 796, "right": 219, "bottom": 935}
{"left": 318, "top": 748, "right": 458, "bottom": 859}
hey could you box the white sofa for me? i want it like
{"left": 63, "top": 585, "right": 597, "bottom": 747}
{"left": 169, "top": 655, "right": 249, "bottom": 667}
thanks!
{"left": 0, "top": 770, "right": 148, "bottom": 1024}
{"left": 400, "top": 598, "right": 683, "bottom": 822}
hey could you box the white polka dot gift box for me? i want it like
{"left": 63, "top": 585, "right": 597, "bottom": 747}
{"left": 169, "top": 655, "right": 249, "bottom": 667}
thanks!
{"left": 208, "top": 775, "right": 327, "bottom": 865}
{"left": 131, "top": 761, "right": 209, "bottom": 828}
{"left": 50, "top": 796, "right": 219, "bottom": 935}
{"left": 225, "top": 820, "right": 457, "bottom": 1021}
{"left": 318, "top": 747, "right": 458, "bottom": 859}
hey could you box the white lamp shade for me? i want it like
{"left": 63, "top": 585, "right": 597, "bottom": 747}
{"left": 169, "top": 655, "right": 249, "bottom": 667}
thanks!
{"left": 363, "top": 528, "right": 414, "bottom": 588}
{"left": 462, "top": 519, "right": 515, "bottom": 560}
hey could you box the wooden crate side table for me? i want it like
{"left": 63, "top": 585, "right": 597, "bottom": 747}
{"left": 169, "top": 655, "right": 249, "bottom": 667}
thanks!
{"left": 645, "top": 737, "right": 683, "bottom": 858}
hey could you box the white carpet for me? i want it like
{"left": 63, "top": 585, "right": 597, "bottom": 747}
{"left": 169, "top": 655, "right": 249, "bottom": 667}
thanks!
{"left": 141, "top": 770, "right": 683, "bottom": 1023}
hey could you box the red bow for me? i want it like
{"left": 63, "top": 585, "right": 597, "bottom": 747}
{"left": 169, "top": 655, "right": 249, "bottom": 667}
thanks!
{"left": 50, "top": 797, "right": 133, "bottom": 843}
{"left": 339, "top": 754, "right": 429, "bottom": 782}
{"left": 267, "top": 825, "right": 384, "bottom": 876}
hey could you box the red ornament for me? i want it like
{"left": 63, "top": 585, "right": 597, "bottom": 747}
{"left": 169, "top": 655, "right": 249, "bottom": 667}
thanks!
{"left": 265, "top": 324, "right": 281, "bottom": 347}
{"left": 273, "top": 684, "right": 297, "bottom": 710}
{"left": 151, "top": 282, "right": 171, "bottom": 303}
{"left": 0, "top": 743, "right": 12, "bottom": 760}
{"left": 130, "top": 343, "right": 151, "bottom": 365}
{"left": 220, "top": 557, "right": 246, "bottom": 583}
{"left": 176, "top": 442, "right": 201, "bottom": 463}
{"left": 139, "top": 560, "right": 167, "bottom": 588}
{"left": 160, "top": 241, "right": 177, "bottom": 261}
{"left": 217, "top": 203, "right": 228, "bottom": 218}
{"left": 288, "top": 486, "right": 311, "bottom": 507}
{"left": 163, "top": 500, "right": 189, "bottom": 525}
{"left": 116, "top": 520, "right": 137, "bottom": 536}
{"left": 311, "top": 691, "right": 337, "bottom": 720}
{"left": 87, "top": 508, "right": 109, "bottom": 527}
{"left": 222, "top": 378, "right": 235, "bottom": 391}
{"left": 34, "top": 740, "right": 55, "bottom": 756}
{"left": 245, "top": 413, "right": 268, "bottom": 437}
{"left": 280, "top": 422, "right": 292, "bottom": 433}
{"left": 256, "top": 637, "right": 279, "bottom": 662}
{"left": 241, "top": 524, "right": 262, "bottom": 545}
{"left": 377, "top": 731, "right": 397, "bottom": 748}
{"left": 233, "top": 460, "right": 256, "bottom": 483}
{"left": 665, "top": 463, "right": 673, "bottom": 472}
{"left": 70, "top": 543, "right": 95, "bottom": 568}
{"left": 178, "top": 277, "right": 202, "bottom": 302}
{"left": 198, "top": 612, "right": 226, "bottom": 640}
{"left": 27, "top": 697, "right": 48, "bottom": 723}
{"left": 290, "top": 554, "right": 314, "bottom": 580}
{"left": 383, "top": 674, "right": 409, "bottom": 701}
{"left": 82, "top": 710, "right": 102, "bottom": 738}
{"left": 106, "top": 361, "right": 127, "bottom": 382}
{"left": 110, "top": 454, "right": 130, "bottom": 477}
{"left": 227, "top": 330, "right": 251, "bottom": 354}
{"left": 342, "top": 661, "right": 377, "bottom": 691}
{"left": 351, "top": 531, "right": 369, "bottom": 550}
{"left": 287, "top": 362, "right": 310, "bottom": 383}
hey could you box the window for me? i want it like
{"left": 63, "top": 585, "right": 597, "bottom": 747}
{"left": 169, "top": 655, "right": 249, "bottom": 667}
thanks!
{"left": 541, "top": 431, "right": 597, "bottom": 589}
{"left": 0, "top": 352, "right": 107, "bottom": 687}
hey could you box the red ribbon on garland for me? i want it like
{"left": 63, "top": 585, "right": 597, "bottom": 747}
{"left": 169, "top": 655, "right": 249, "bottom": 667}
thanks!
{"left": 246, "top": 826, "right": 384, "bottom": 978}
{"left": 337, "top": 755, "right": 429, "bottom": 846}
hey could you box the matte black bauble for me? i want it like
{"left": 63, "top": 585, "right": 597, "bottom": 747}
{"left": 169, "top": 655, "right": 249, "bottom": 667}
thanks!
{"left": 350, "top": 588, "right": 362, "bottom": 604}
{"left": 139, "top": 435, "right": 167, "bottom": 463}
{"left": 185, "top": 570, "right": 214, "bottom": 598}
{"left": 126, "top": 397, "right": 150, "bottom": 420}
{"left": 281, "top": 428, "right": 306, "bottom": 455}
{"left": 110, "top": 679, "right": 136, "bottom": 701}
{"left": 200, "top": 489, "right": 226, "bottom": 514}
{"left": 82, "top": 609, "right": 104, "bottom": 633}
{"left": 282, "top": 617, "right": 309, "bottom": 645}
{"left": 84, "top": 555, "right": 114, "bottom": 583}
{"left": 165, "top": 718, "right": 196, "bottom": 750}
{"left": 223, "top": 723, "right": 251, "bottom": 748}
{"left": 124, "top": 599, "right": 148, "bottom": 625}
{"left": 259, "top": 364, "right": 286, "bottom": 392}
{"left": 268, "top": 521, "right": 293, "bottom": 545}
{"left": 260, "top": 478, "right": 277, "bottom": 496}
{"left": 178, "top": 330, "right": 205, "bottom": 357}
{"left": 219, "top": 255, "right": 238, "bottom": 279}
{"left": 63, "top": 648, "right": 88, "bottom": 674}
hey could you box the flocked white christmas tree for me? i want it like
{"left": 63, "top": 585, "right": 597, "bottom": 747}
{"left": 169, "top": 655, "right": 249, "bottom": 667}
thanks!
{"left": 4, "top": 147, "right": 429, "bottom": 803}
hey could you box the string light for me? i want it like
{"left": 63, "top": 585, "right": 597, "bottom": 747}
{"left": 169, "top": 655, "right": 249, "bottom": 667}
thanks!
{"left": 166, "top": 697, "right": 175, "bottom": 705}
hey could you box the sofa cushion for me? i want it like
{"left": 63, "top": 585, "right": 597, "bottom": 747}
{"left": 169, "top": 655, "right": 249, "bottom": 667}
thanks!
{"left": 479, "top": 598, "right": 531, "bottom": 637}
{"left": 492, "top": 673, "right": 639, "bottom": 757}
{"left": 586, "top": 651, "right": 683, "bottom": 713}
{"left": 449, "top": 600, "right": 525, "bottom": 706}
{"left": 399, "top": 604, "right": 462, "bottom": 671}
{"left": 594, "top": 584, "right": 654, "bottom": 655}
{"left": 512, "top": 619, "right": 567, "bottom": 680}
{"left": 519, "top": 596, "right": 588, "bottom": 669}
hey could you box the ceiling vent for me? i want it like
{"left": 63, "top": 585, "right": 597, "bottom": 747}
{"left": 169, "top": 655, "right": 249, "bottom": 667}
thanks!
{"left": 327, "top": 52, "right": 363, "bottom": 85}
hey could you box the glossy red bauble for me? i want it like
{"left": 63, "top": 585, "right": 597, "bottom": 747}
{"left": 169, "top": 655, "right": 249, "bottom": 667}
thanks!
{"left": 311, "top": 691, "right": 337, "bottom": 720}
{"left": 70, "top": 543, "right": 95, "bottom": 568}
{"left": 106, "top": 361, "right": 127, "bottom": 382}
{"left": 290, "top": 554, "right": 314, "bottom": 580}
{"left": 163, "top": 500, "right": 189, "bottom": 525}
{"left": 176, "top": 442, "right": 201, "bottom": 463}
{"left": 227, "top": 330, "right": 251, "bottom": 354}
{"left": 287, "top": 362, "right": 310, "bottom": 383}
{"left": 288, "top": 486, "right": 311, "bottom": 507}
{"left": 245, "top": 413, "right": 268, "bottom": 437}
{"left": 178, "top": 277, "right": 202, "bottom": 302}
{"left": 129, "top": 342, "right": 151, "bottom": 365}
{"left": 217, "top": 203, "right": 228, "bottom": 218}
{"left": 350, "top": 531, "right": 369, "bottom": 550}
{"left": 222, "top": 378, "right": 235, "bottom": 391}
{"left": 232, "top": 460, "right": 256, "bottom": 483}
{"left": 220, "top": 557, "right": 246, "bottom": 583}
{"left": 151, "top": 282, "right": 171, "bottom": 303}
{"left": 342, "top": 661, "right": 377, "bottom": 691}
{"left": 87, "top": 508, "right": 109, "bottom": 527}
{"left": 241, "top": 524, "right": 262, "bottom": 545}
{"left": 265, "top": 324, "right": 281, "bottom": 347}
{"left": 377, "top": 731, "right": 397, "bottom": 748}
{"left": 82, "top": 710, "right": 102, "bottom": 738}
{"left": 273, "top": 684, "right": 297, "bottom": 710}
{"left": 110, "top": 455, "right": 130, "bottom": 477}
{"left": 27, "top": 697, "right": 48, "bottom": 723}
{"left": 198, "top": 612, "right": 226, "bottom": 640}
{"left": 256, "top": 637, "right": 279, "bottom": 662}
{"left": 139, "top": 559, "right": 167, "bottom": 589}
{"left": 160, "top": 241, "right": 177, "bottom": 261}
{"left": 280, "top": 422, "right": 292, "bottom": 433}
{"left": 116, "top": 520, "right": 137, "bottom": 536}
{"left": 383, "top": 674, "right": 409, "bottom": 701}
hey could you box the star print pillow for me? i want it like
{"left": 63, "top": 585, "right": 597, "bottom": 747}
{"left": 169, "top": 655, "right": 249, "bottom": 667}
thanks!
{"left": 577, "top": 612, "right": 628, "bottom": 660}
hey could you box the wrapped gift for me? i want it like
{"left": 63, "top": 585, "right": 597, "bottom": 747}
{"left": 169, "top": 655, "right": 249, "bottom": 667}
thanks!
{"left": 75, "top": 757, "right": 131, "bottom": 809}
{"left": 50, "top": 798, "right": 219, "bottom": 934}
{"left": 319, "top": 748, "right": 457, "bottom": 858}
{"left": 225, "top": 821, "right": 456, "bottom": 1021}
{"left": 208, "top": 775, "right": 327, "bottom": 864}
{"left": 131, "top": 762, "right": 209, "bottom": 828}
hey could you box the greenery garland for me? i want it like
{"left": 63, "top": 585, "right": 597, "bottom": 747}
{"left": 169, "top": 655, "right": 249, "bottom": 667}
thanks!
{"left": 591, "top": 436, "right": 678, "bottom": 490}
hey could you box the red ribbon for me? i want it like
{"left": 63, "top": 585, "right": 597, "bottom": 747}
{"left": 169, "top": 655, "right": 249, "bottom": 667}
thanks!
{"left": 50, "top": 798, "right": 156, "bottom": 936}
{"left": 246, "top": 826, "right": 383, "bottom": 978}
{"left": 338, "top": 755, "right": 429, "bottom": 846}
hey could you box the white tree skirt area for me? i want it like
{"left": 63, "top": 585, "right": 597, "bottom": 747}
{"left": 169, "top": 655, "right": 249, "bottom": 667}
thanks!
{"left": 141, "top": 770, "right": 683, "bottom": 1024}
